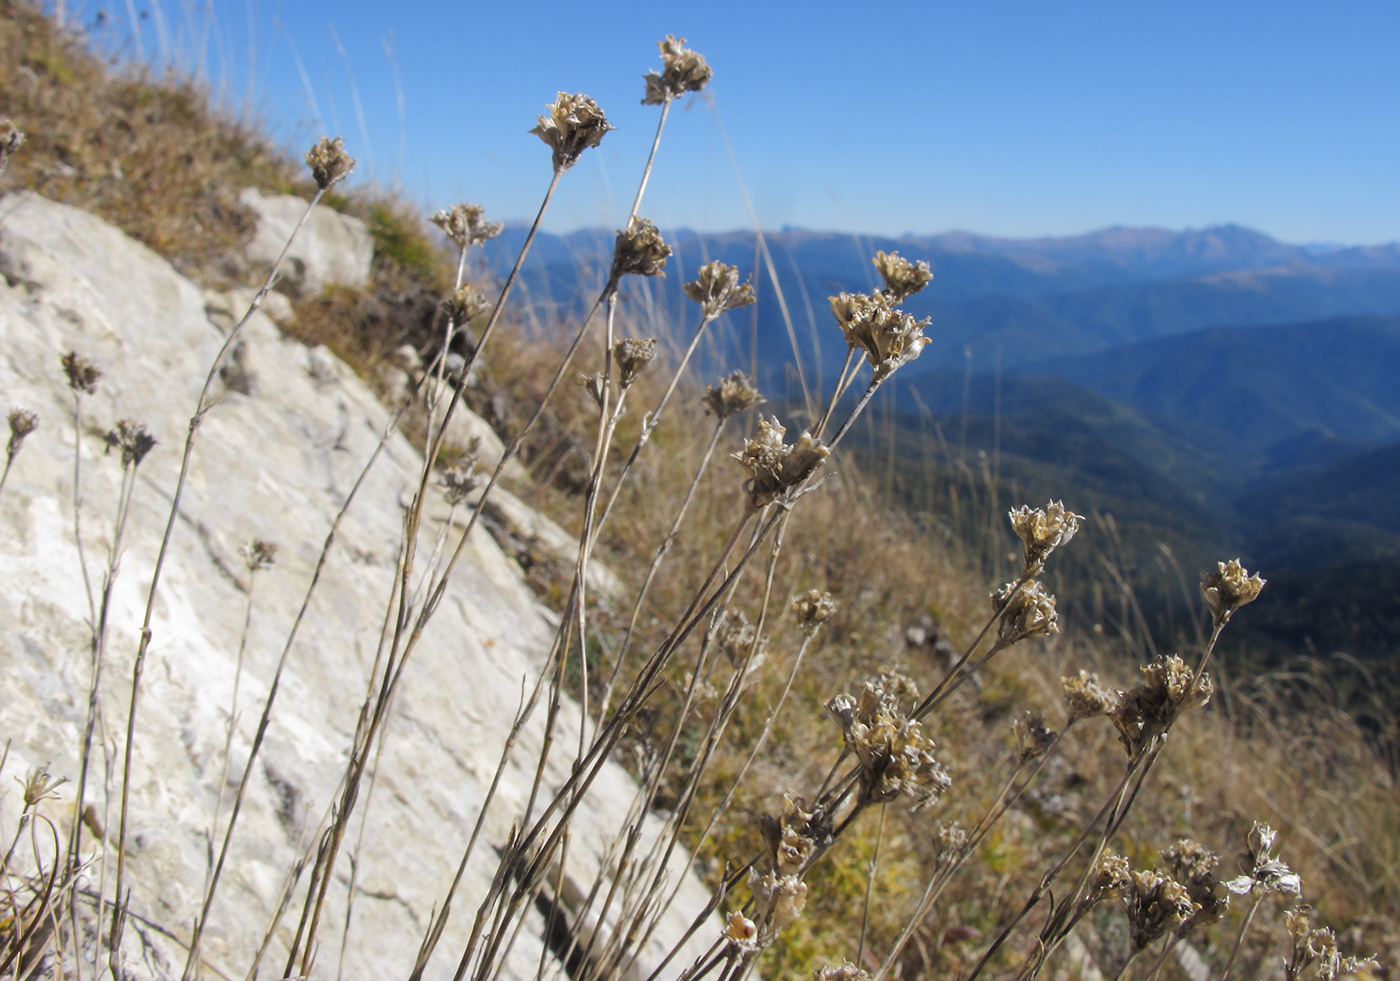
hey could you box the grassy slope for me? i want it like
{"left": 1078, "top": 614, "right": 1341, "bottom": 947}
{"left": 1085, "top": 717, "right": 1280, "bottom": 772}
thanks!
{"left": 3, "top": 4, "right": 1398, "bottom": 976}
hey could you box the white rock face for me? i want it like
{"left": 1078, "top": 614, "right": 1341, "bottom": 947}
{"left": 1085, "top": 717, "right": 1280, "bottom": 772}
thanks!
{"left": 0, "top": 191, "right": 715, "bottom": 981}
{"left": 238, "top": 187, "right": 374, "bottom": 298}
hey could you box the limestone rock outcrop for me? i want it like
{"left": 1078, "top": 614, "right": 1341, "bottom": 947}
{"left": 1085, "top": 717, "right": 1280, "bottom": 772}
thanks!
{"left": 0, "top": 190, "right": 713, "bottom": 981}
{"left": 238, "top": 187, "right": 374, "bottom": 298}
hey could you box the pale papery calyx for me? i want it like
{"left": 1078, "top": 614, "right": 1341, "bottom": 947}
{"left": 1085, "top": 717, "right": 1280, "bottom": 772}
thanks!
{"left": 642, "top": 35, "right": 713, "bottom": 105}
{"left": 530, "top": 92, "right": 613, "bottom": 172}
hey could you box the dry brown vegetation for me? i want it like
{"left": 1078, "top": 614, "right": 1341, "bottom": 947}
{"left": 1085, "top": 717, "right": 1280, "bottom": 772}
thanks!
{"left": 2, "top": 4, "right": 1397, "bottom": 980}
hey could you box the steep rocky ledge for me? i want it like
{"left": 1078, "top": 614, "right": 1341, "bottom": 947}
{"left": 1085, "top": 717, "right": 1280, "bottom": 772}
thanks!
{"left": 0, "top": 190, "right": 712, "bottom": 981}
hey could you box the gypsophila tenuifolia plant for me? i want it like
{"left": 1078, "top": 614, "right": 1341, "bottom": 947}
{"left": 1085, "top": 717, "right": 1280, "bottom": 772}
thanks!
{"left": 1061, "top": 669, "right": 1117, "bottom": 723}
{"left": 642, "top": 35, "right": 713, "bottom": 105}
{"left": 704, "top": 370, "right": 764, "bottom": 421}
{"left": 1226, "top": 822, "right": 1303, "bottom": 898}
{"left": 1, "top": 408, "right": 38, "bottom": 498}
{"left": 612, "top": 215, "right": 672, "bottom": 278}
{"left": 447, "top": 283, "right": 491, "bottom": 325}
{"left": 871, "top": 250, "right": 934, "bottom": 304}
{"left": 0, "top": 118, "right": 23, "bottom": 175}
{"left": 531, "top": 92, "right": 614, "bottom": 173}
{"left": 1122, "top": 868, "right": 1195, "bottom": 951}
{"left": 240, "top": 539, "right": 278, "bottom": 572}
{"left": 305, "top": 135, "right": 355, "bottom": 190}
{"left": 1161, "top": 838, "right": 1228, "bottom": 937}
{"left": 791, "top": 589, "right": 836, "bottom": 631}
{"left": 1011, "top": 712, "right": 1056, "bottom": 763}
{"left": 614, "top": 337, "right": 658, "bottom": 388}
{"left": 1201, "top": 558, "right": 1266, "bottom": 628}
{"left": 102, "top": 419, "right": 157, "bottom": 467}
{"left": 1008, "top": 500, "right": 1084, "bottom": 577}
{"left": 431, "top": 202, "right": 504, "bottom": 250}
{"left": 684, "top": 260, "right": 757, "bottom": 318}
{"left": 1283, "top": 907, "right": 1381, "bottom": 981}
{"left": 990, "top": 578, "right": 1060, "bottom": 644}
{"left": 735, "top": 417, "right": 830, "bottom": 510}
{"left": 827, "top": 291, "right": 931, "bottom": 386}
{"left": 61, "top": 350, "right": 101, "bottom": 394}
{"left": 827, "top": 673, "right": 951, "bottom": 809}
{"left": 1112, "top": 654, "right": 1214, "bottom": 760}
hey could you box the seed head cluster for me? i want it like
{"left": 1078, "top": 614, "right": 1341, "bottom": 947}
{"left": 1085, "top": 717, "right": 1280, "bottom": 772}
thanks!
{"left": 61, "top": 351, "right": 101, "bottom": 395}
{"left": 1201, "top": 559, "right": 1266, "bottom": 628}
{"left": 531, "top": 93, "right": 613, "bottom": 172}
{"left": 1061, "top": 670, "right": 1116, "bottom": 723}
{"left": 1008, "top": 501, "right": 1083, "bottom": 575}
{"left": 1284, "top": 907, "right": 1380, "bottom": 981}
{"left": 447, "top": 284, "right": 491, "bottom": 325}
{"left": 1112, "top": 654, "right": 1213, "bottom": 758}
{"left": 790, "top": 589, "right": 836, "bottom": 630}
{"left": 7, "top": 408, "right": 38, "bottom": 458}
{"left": 735, "top": 417, "right": 829, "bottom": 510}
{"left": 1225, "top": 821, "right": 1302, "bottom": 897}
{"left": 642, "top": 36, "right": 713, "bottom": 105}
{"left": 683, "top": 261, "right": 756, "bottom": 318}
{"left": 990, "top": 579, "right": 1060, "bottom": 645}
{"left": 1161, "top": 838, "right": 1228, "bottom": 936}
{"left": 611, "top": 216, "right": 671, "bottom": 278}
{"left": 828, "top": 674, "right": 951, "bottom": 808}
{"left": 828, "top": 291, "right": 930, "bottom": 384}
{"left": 103, "top": 419, "right": 156, "bottom": 467}
{"left": 305, "top": 136, "right": 355, "bottom": 190}
{"left": 871, "top": 250, "right": 933, "bottom": 303}
{"left": 703, "top": 371, "right": 763, "bottom": 421}
{"left": 1123, "top": 868, "right": 1196, "bottom": 950}
{"left": 613, "top": 337, "right": 657, "bottom": 388}
{"left": 431, "top": 202, "right": 503, "bottom": 250}
{"left": 240, "top": 539, "right": 278, "bottom": 572}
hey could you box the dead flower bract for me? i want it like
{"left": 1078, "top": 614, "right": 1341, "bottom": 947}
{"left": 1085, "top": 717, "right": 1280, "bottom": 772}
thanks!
{"left": 642, "top": 36, "right": 713, "bottom": 105}
{"left": 531, "top": 93, "right": 613, "bottom": 172}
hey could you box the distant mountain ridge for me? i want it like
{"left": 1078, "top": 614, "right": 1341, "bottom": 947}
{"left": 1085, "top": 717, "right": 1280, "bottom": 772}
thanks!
{"left": 481, "top": 222, "right": 1400, "bottom": 382}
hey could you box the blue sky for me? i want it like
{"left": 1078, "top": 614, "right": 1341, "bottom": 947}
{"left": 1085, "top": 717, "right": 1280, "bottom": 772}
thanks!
{"left": 78, "top": 0, "right": 1400, "bottom": 244}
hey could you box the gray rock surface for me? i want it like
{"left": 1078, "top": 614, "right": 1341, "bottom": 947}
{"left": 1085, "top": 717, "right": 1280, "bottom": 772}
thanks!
{"left": 238, "top": 187, "right": 374, "bottom": 298}
{"left": 0, "top": 191, "right": 715, "bottom": 981}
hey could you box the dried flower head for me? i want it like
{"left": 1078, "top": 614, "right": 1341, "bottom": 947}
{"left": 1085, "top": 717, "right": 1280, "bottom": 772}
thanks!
{"left": 735, "top": 416, "right": 830, "bottom": 510}
{"left": 747, "top": 867, "right": 808, "bottom": 934}
{"left": 7, "top": 408, "right": 38, "bottom": 458}
{"left": 791, "top": 589, "right": 836, "bottom": 629}
{"left": 1283, "top": 907, "right": 1380, "bottom": 981}
{"left": 828, "top": 291, "right": 930, "bottom": 384}
{"left": 1008, "top": 501, "right": 1083, "bottom": 575}
{"left": 582, "top": 372, "right": 606, "bottom": 409}
{"left": 723, "top": 911, "right": 759, "bottom": 952}
{"left": 933, "top": 822, "right": 969, "bottom": 869}
{"left": 991, "top": 580, "right": 1060, "bottom": 645}
{"left": 1123, "top": 869, "right": 1196, "bottom": 950}
{"left": 442, "top": 453, "right": 483, "bottom": 505}
{"left": 305, "top": 136, "right": 355, "bottom": 189}
{"left": 1161, "top": 839, "right": 1228, "bottom": 935}
{"left": 447, "top": 284, "right": 491, "bottom": 325}
{"left": 642, "top": 35, "right": 713, "bottom": 105}
{"left": 1012, "top": 711, "right": 1056, "bottom": 762}
{"left": 0, "top": 119, "right": 24, "bottom": 175}
{"left": 614, "top": 337, "right": 657, "bottom": 387}
{"left": 61, "top": 351, "right": 101, "bottom": 394}
{"left": 1061, "top": 670, "right": 1116, "bottom": 723}
{"left": 103, "top": 419, "right": 156, "bottom": 467}
{"left": 1201, "top": 559, "right": 1266, "bottom": 628}
{"left": 531, "top": 92, "right": 613, "bottom": 172}
{"left": 612, "top": 216, "right": 671, "bottom": 278}
{"left": 828, "top": 675, "right": 951, "bottom": 808}
{"left": 240, "top": 539, "right": 278, "bottom": 572}
{"left": 703, "top": 371, "right": 764, "bottom": 421}
{"left": 683, "top": 260, "right": 756, "bottom": 318}
{"left": 1225, "top": 821, "right": 1302, "bottom": 897}
{"left": 815, "top": 964, "right": 870, "bottom": 981}
{"left": 1112, "top": 654, "right": 1212, "bottom": 758}
{"left": 712, "top": 609, "right": 767, "bottom": 668}
{"left": 430, "top": 202, "right": 503, "bottom": 250}
{"left": 20, "top": 764, "right": 67, "bottom": 809}
{"left": 760, "top": 794, "right": 827, "bottom": 875}
{"left": 872, "top": 250, "right": 933, "bottom": 303}
{"left": 1080, "top": 851, "right": 1132, "bottom": 911}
